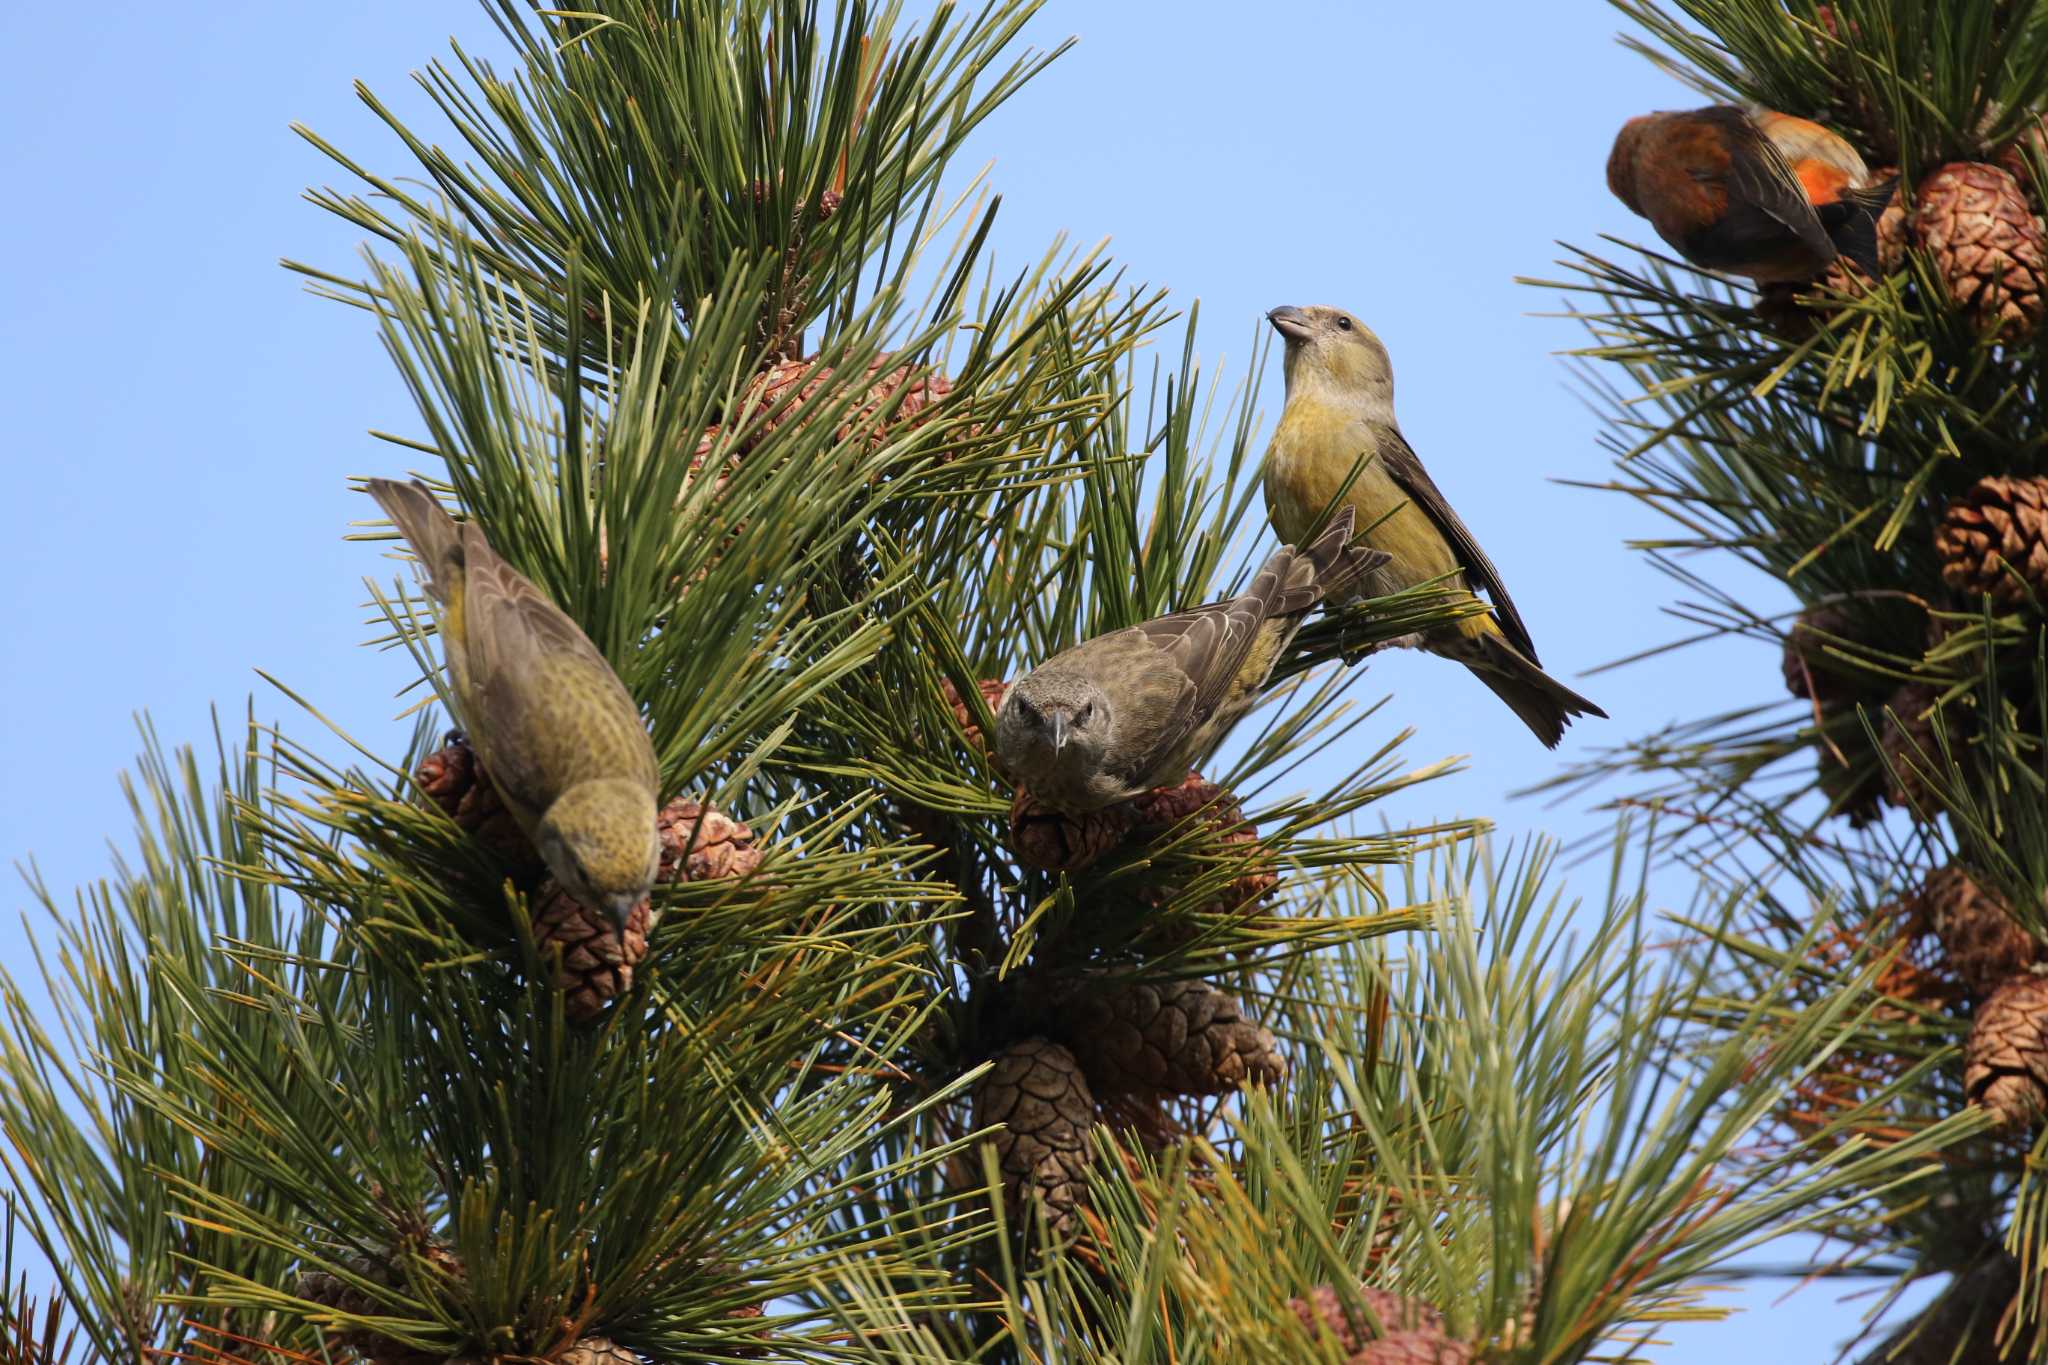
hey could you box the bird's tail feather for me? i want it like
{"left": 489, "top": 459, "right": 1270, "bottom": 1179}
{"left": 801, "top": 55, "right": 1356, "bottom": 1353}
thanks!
{"left": 1457, "top": 631, "right": 1606, "bottom": 749}
{"left": 1255, "top": 507, "right": 1390, "bottom": 618}
{"left": 366, "top": 478, "right": 464, "bottom": 604}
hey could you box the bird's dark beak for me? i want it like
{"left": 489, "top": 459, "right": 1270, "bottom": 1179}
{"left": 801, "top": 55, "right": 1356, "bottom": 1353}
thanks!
{"left": 1268, "top": 306, "right": 1312, "bottom": 342}
{"left": 1051, "top": 709, "right": 1071, "bottom": 753}
{"left": 604, "top": 892, "right": 643, "bottom": 933}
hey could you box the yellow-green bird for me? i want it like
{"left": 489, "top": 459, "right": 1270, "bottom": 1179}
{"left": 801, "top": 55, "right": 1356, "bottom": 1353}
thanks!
{"left": 1262, "top": 305, "right": 1605, "bottom": 747}
{"left": 994, "top": 507, "right": 1386, "bottom": 812}
{"left": 368, "top": 479, "right": 661, "bottom": 927}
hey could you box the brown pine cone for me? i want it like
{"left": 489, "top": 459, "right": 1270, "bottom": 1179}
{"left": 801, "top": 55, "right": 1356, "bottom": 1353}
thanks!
{"left": 532, "top": 882, "right": 654, "bottom": 1023}
{"left": 1780, "top": 604, "right": 1863, "bottom": 706}
{"left": 414, "top": 733, "right": 541, "bottom": 872}
{"left": 1350, "top": 1333, "right": 1472, "bottom": 1365}
{"left": 1128, "top": 774, "right": 1279, "bottom": 918}
{"left": 1995, "top": 113, "right": 2048, "bottom": 189}
{"left": 940, "top": 676, "right": 1010, "bottom": 750}
{"left": 1964, "top": 974, "right": 2048, "bottom": 1128}
{"left": 1065, "top": 978, "right": 1285, "bottom": 1097}
{"left": 1923, "top": 865, "right": 2039, "bottom": 999}
{"left": 1289, "top": 1285, "right": 1447, "bottom": 1353}
{"left": 554, "top": 1339, "right": 639, "bottom": 1365}
{"left": 722, "top": 355, "right": 955, "bottom": 459}
{"left": 1934, "top": 474, "right": 2048, "bottom": 605}
{"left": 974, "top": 1037, "right": 1096, "bottom": 1235}
{"left": 657, "top": 798, "right": 763, "bottom": 883}
{"left": 296, "top": 1243, "right": 464, "bottom": 1365}
{"left": 1879, "top": 682, "right": 1945, "bottom": 816}
{"left": 1007, "top": 788, "right": 1138, "bottom": 874}
{"left": 1873, "top": 167, "right": 1908, "bottom": 276}
{"left": 1911, "top": 162, "right": 2047, "bottom": 338}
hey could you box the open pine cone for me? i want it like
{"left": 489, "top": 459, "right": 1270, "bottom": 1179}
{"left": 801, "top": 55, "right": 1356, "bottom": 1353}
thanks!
{"left": 296, "top": 1242, "right": 465, "bottom": 1365}
{"left": 718, "top": 355, "right": 955, "bottom": 459}
{"left": 1934, "top": 474, "right": 2048, "bottom": 605}
{"left": 1923, "top": 864, "right": 2039, "bottom": 999}
{"left": 415, "top": 733, "right": 543, "bottom": 875}
{"left": 1780, "top": 604, "right": 1866, "bottom": 707}
{"left": 1351, "top": 1334, "right": 1472, "bottom": 1364}
{"left": 1289, "top": 1285, "right": 1447, "bottom": 1354}
{"left": 1127, "top": 773, "right": 1280, "bottom": 918}
{"left": 1007, "top": 788, "right": 1138, "bottom": 874}
{"left": 1911, "top": 162, "right": 2047, "bottom": 338}
{"left": 657, "top": 797, "right": 763, "bottom": 883}
{"left": 1064, "top": 978, "right": 1285, "bottom": 1097}
{"left": 1878, "top": 682, "right": 1946, "bottom": 816}
{"left": 531, "top": 882, "right": 655, "bottom": 1023}
{"left": 974, "top": 1037, "right": 1096, "bottom": 1235}
{"left": 556, "top": 1339, "right": 639, "bottom": 1365}
{"left": 1964, "top": 974, "right": 2048, "bottom": 1128}
{"left": 941, "top": 676, "right": 1011, "bottom": 751}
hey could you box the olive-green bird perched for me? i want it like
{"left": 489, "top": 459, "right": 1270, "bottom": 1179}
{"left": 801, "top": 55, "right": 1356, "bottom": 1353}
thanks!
{"left": 1261, "top": 305, "right": 1606, "bottom": 748}
{"left": 367, "top": 478, "right": 661, "bottom": 928}
{"left": 994, "top": 507, "right": 1386, "bottom": 813}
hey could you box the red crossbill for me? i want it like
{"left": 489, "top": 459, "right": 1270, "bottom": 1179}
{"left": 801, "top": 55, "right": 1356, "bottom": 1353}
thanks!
{"left": 994, "top": 507, "right": 1385, "bottom": 812}
{"left": 1607, "top": 105, "right": 1895, "bottom": 282}
{"left": 368, "top": 479, "right": 661, "bottom": 927}
{"left": 1261, "top": 306, "right": 1605, "bottom": 748}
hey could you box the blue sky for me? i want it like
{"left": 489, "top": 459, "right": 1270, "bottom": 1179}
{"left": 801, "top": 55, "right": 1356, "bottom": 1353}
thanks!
{"left": 0, "top": 1, "right": 1926, "bottom": 1356}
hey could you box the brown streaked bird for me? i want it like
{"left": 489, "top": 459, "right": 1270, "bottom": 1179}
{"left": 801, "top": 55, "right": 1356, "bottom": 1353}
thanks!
{"left": 367, "top": 478, "right": 661, "bottom": 928}
{"left": 1261, "top": 305, "right": 1605, "bottom": 748}
{"left": 994, "top": 507, "right": 1386, "bottom": 813}
{"left": 1607, "top": 105, "right": 1895, "bottom": 282}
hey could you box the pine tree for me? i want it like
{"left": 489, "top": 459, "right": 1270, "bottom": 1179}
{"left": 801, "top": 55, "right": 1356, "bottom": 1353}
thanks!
{"left": 0, "top": 3, "right": 1976, "bottom": 1363}
{"left": 1531, "top": 0, "right": 2048, "bottom": 1357}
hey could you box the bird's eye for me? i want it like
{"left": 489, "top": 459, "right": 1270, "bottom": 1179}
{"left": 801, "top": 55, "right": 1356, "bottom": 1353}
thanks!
{"left": 1336, "top": 316, "right": 1353, "bottom": 332}
{"left": 1077, "top": 701, "right": 1094, "bottom": 724}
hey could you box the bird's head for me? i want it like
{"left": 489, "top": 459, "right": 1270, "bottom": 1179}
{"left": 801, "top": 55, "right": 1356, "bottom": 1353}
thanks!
{"left": 1267, "top": 305, "right": 1395, "bottom": 405}
{"left": 995, "top": 671, "right": 1113, "bottom": 788}
{"left": 534, "top": 778, "right": 661, "bottom": 929}
{"left": 1606, "top": 115, "right": 1655, "bottom": 214}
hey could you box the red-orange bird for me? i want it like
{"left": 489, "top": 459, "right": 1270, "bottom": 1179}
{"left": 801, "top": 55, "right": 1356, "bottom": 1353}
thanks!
{"left": 1607, "top": 105, "right": 1894, "bottom": 283}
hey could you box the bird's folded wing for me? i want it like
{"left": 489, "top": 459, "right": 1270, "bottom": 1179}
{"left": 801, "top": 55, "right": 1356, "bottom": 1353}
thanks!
{"left": 1380, "top": 431, "right": 1541, "bottom": 662}
{"left": 1725, "top": 114, "right": 1837, "bottom": 261}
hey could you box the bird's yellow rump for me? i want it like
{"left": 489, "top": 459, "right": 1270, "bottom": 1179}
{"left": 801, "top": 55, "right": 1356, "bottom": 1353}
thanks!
{"left": 1260, "top": 306, "right": 1604, "bottom": 747}
{"left": 368, "top": 478, "right": 661, "bottom": 926}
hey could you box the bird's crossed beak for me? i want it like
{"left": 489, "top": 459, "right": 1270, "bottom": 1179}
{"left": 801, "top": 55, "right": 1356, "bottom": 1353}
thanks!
{"left": 1051, "top": 709, "right": 1072, "bottom": 753}
{"left": 1267, "top": 305, "right": 1312, "bottom": 342}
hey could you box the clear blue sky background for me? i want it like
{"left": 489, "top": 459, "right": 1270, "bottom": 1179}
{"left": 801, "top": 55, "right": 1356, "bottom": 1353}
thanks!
{"left": 0, "top": 1, "right": 1929, "bottom": 1357}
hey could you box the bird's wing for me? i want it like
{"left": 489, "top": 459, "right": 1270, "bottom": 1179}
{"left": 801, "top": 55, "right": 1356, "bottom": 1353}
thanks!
{"left": 1378, "top": 429, "right": 1540, "bottom": 662}
{"left": 458, "top": 527, "right": 643, "bottom": 810}
{"left": 1719, "top": 108, "right": 1837, "bottom": 262}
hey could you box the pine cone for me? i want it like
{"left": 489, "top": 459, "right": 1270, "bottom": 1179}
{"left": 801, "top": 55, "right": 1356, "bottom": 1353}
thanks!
{"left": 1879, "top": 683, "right": 1946, "bottom": 816}
{"left": 1923, "top": 865, "right": 2039, "bottom": 999}
{"left": 940, "top": 676, "right": 1010, "bottom": 750}
{"left": 1007, "top": 788, "right": 1137, "bottom": 874}
{"left": 1873, "top": 167, "right": 1908, "bottom": 275}
{"left": 532, "top": 881, "right": 654, "bottom": 1023}
{"left": 1289, "top": 1285, "right": 1447, "bottom": 1353}
{"left": 1816, "top": 739, "right": 1885, "bottom": 827}
{"left": 415, "top": 733, "right": 541, "bottom": 872}
{"left": 1065, "top": 978, "right": 1285, "bottom": 1097}
{"left": 556, "top": 1339, "right": 639, "bottom": 1365}
{"left": 974, "top": 1037, "right": 1096, "bottom": 1234}
{"left": 1934, "top": 474, "right": 2048, "bottom": 605}
{"left": 1780, "top": 604, "right": 1864, "bottom": 706}
{"left": 1128, "top": 773, "right": 1280, "bottom": 918}
{"left": 296, "top": 1243, "right": 464, "bottom": 1365}
{"left": 657, "top": 798, "right": 763, "bottom": 883}
{"left": 1350, "top": 1334, "right": 1472, "bottom": 1365}
{"left": 1995, "top": 113, "right": 2048, "bottom": 190}
{"left": 1964, "top": 975, "right": 2048, "bottom": 1128}
{"left": 721, "top": 355, "right": 955, "bottom": 459}
{"left": 1911, "top": 162, "right": 2047, "bottom": 337}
